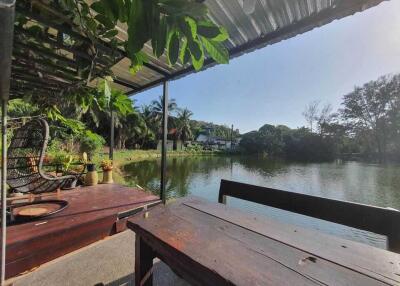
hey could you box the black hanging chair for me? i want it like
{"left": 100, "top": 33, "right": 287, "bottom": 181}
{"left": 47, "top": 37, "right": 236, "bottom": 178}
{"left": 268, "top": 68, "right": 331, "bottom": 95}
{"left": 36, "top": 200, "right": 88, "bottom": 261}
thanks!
{"left": 7, "top": 118, "right": 80, "bottom": 194}
{"left": 5, "top": 118, "right": 89, "bottom": 223}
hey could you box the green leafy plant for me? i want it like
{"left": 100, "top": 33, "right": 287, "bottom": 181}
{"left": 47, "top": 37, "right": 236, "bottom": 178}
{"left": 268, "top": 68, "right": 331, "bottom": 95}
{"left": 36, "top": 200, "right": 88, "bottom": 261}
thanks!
{"left": 78, "top": 130, "right": 106, "bottom": 160}
{"left": 97, "top": 79, "right": 134, "bottom": 116}
{"left": 50, "top": 152, "right": 76, "bottom": 173}
{"left": 58, "top": 0, "right": 230, "bottom": 74}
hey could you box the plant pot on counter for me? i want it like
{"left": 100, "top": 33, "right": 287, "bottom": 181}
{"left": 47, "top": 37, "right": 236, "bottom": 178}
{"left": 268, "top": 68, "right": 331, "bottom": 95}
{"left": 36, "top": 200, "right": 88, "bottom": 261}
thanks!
{"left": 84, "top": 163, "right": 98, "bottom": 186}
{"left": 102, "top": 167, "right": 113, "bottom": 184}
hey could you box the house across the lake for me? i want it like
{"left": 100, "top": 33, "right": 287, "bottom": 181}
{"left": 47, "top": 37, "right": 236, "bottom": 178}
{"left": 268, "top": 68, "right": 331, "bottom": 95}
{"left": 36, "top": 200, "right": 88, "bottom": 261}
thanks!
{"left": 157, "top": 128, "right": 184, "bottom": 151}
{"left": 195, "top": 133, "right": 241, "bottom": 150}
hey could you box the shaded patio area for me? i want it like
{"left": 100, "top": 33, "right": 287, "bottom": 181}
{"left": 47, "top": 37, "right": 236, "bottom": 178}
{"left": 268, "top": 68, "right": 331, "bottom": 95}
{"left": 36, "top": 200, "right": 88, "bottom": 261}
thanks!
{"left": 8, "top": 231, "right": 187, "bottom": 286}
{"left": 0, "top": 0, "right": 396, "bottom": 284}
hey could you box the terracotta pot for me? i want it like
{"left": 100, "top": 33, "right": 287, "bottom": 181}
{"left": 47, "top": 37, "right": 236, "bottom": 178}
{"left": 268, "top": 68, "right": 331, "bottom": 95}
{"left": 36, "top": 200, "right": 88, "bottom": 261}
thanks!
{"left": 102, "top": 169, "right": 113, "bottom": 184}
{"left": 85, "top": 170, "right": 98, "bottom": 186}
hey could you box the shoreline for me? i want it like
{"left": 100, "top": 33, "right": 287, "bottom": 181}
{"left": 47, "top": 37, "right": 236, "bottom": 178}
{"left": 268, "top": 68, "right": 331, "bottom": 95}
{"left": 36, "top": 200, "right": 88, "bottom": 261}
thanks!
{"left": 94, "top": 149, "right": 230, "bottom": 167}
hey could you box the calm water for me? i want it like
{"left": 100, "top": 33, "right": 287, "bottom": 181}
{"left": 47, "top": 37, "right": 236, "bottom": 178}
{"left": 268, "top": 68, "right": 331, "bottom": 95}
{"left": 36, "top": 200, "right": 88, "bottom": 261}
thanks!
{"left": 117, "top": 156, "right": 400, "bottom": 249}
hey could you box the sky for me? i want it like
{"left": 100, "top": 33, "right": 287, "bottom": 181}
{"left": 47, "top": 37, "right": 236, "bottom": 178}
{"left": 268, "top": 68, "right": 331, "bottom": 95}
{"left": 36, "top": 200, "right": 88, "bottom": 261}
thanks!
{"left": 132, "top": 1, "right": 400, "bottom": 134}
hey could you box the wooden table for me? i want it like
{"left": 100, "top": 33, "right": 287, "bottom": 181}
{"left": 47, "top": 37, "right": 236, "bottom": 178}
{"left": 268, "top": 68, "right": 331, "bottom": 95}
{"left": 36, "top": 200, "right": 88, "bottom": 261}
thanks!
{"left": 4, "top": 183, "right": 160, "bottom": 278}
{"left": 127, "top": 197, "right": 400, "bottom": 286}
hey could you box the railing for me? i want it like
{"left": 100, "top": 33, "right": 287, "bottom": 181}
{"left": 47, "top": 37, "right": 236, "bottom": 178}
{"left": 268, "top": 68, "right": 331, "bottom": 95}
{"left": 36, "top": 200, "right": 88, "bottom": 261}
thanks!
{"left": 218, "top": 179, "right": 400, "bottom": 253}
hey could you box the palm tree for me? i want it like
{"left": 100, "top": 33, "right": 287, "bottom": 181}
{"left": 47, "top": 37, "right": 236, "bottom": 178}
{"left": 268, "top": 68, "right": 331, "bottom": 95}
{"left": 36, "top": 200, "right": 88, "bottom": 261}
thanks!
{"left": 138, "top": 105, "right": 158, "bottom": 148}
{"left": 150, "top": 96, "right": 178, "bottom": 119}
{"left": 115, "top": 105, "right": 143, "bottom": 149}
{"left": 176, "top": 108, "right": 194, "bottom": 144}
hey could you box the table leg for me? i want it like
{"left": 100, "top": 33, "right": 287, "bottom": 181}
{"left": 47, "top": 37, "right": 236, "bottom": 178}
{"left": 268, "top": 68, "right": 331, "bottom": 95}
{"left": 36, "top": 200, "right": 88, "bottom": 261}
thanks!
{"left": 135, "top": 234, "right": 155, "bottom": 286}
{"left": 388, "top": 235, "right": 400, "bottom": 254}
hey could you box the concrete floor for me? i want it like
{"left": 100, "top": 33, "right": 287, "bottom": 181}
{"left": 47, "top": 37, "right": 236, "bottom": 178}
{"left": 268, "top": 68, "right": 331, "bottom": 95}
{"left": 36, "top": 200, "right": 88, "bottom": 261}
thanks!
{"left": 7, "top": 231, "right": 189, "bottom": 286}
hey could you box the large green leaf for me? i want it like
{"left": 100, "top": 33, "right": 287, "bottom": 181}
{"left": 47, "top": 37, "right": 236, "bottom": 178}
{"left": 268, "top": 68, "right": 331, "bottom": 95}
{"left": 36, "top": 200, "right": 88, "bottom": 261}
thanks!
{"left": 129, "top": 51, "right": 149, "bottom": 75}
{"left": 102, "top": 29, "right": 119, "bottom": 39}
{"left": 189, "top": 38, "right": 204, "bottom": 70}
{"left": 127, "top": 0, "right": 150, "bottom": 54}
{"left": 179, "top": 38, "right": 188, "bottom": 63}
{"left": 95, "top": 14, "right": 114, "bottom": 29}
{"left": 90, "top": 1, "right": 105, "bottom": 14}
{"left": 167, "top": 30, "right": 180, "bottom": 65}
{"left": 198, "top": 21, "right": 229, "bottom": 42}
{"left": 187, "top": 37, "right": 201, "bottom": 61}
{"left": 117, "top": 0, "right": 128, "bottom": 22}
{"left": 181, "top": 17, "right": 197, "bottom": 40}
{"left": 213, "top": 26, "right": 229, "bottom": 42}
{"left": 85, "top": 18, "right": 98, "bottom": 34}
{"left": 104, "top": 80, "right": 111, "bottom": 107}
{"left": 152, "top": 16, "right": 167, "bottom": 58}
{"left": 200, "top": 36, "right": 229, "bottom": 64}
{"left": 198, "top": 21, "right": 220, "bottom": 38}
{"left": 100, "top": 0, "right": 119, "bottom": 22}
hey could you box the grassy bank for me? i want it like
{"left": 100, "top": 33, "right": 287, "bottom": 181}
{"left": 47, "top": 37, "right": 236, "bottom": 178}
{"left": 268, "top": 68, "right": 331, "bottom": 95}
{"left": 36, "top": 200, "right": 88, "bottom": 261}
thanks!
{"left": 92, "top": 149, "right": 227, "bottom": 186}
{"left": 93, "top": 149, "right": 226, "bottom": 167}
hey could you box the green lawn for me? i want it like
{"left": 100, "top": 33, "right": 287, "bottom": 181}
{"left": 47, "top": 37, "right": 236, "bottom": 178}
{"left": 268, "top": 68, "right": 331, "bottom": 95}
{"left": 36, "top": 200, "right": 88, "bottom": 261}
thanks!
{"left": 93, "top": 149, "right": 223, "bottom": 167}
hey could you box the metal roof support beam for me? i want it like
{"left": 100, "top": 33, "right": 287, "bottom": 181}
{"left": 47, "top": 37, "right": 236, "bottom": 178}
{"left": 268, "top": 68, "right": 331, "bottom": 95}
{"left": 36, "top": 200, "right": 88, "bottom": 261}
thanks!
{"left": 160, "top": 81, "right": 169, "bottom": 204}
{"left": 143, "top": 63, "right": 170, "bottom": 77}
{"left": 115, "top": 49, "right": 170, "bottom": 78}
{"left": 114, "top": 77, "right": 140, "bottom": 91}
{"left": 14, "top": 41, "right": 78, "bottom": 68}
{"left": 12, "top": 52, "right": 78, "bottom": 75}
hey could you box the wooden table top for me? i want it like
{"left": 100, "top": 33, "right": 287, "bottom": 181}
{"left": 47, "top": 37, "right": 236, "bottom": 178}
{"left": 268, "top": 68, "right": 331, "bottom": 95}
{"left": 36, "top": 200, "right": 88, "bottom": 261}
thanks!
{"left": 4, "top": 183, "right": 160, "bottom": 278}
{"left": 128, "top": 196, "right": 400, "bottom": 286}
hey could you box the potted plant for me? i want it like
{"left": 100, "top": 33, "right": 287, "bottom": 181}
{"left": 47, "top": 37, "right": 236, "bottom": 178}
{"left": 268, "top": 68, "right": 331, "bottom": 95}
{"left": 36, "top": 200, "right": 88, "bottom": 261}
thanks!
{"left": 82, "top": 152, "right": 98, "bottom": 186}
{"left": 78, "top": 131, "right": 104, "bottom": 186}
{"left": 100, "top": 159, "right": 113, "bottom": 184}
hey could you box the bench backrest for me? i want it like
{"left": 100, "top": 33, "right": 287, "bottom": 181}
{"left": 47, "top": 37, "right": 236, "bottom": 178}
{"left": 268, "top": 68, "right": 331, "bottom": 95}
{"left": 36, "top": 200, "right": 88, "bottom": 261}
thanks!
{"left": 218, "top": 179, "right": 400, "bottom": 253}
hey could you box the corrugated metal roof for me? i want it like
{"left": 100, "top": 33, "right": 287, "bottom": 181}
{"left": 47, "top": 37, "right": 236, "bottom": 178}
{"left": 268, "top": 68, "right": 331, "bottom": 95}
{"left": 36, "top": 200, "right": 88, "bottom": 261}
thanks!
{"left": 12, "top": 0, "right": 388, "bottom": 97}
{"left": 116, "top": 0, "right": 387, "bottom": 96}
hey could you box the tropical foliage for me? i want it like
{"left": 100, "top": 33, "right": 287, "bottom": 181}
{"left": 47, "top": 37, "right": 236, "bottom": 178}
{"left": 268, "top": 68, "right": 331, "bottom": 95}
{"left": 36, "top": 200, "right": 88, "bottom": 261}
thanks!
{"left": 16, "top": 0, "right": 229, "bottom": 86}
{"left": 11, "top": 0, "right": 230, "bottom": 158}
{"left": 176, "top": 108, "right": 193, "bottom": 143}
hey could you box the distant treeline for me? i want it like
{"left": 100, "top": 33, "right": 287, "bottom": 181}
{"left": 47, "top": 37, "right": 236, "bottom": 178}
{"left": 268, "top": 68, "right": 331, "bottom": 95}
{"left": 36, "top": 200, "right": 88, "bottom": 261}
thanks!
{"left": 240, "top": 73, "right": 400, "bottom": 163}
{"left": 240, "top": 125, "right": 335, "bottom": 161}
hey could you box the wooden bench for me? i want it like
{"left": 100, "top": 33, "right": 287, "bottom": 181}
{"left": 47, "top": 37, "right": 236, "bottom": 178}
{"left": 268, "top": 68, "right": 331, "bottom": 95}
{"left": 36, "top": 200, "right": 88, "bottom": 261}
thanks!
{"left": 218, "top": 179, "right": 400, "bottom": 253}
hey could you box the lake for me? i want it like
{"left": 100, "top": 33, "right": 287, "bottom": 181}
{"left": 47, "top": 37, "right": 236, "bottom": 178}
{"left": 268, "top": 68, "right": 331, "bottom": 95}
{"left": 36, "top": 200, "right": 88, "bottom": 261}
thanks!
{"left": 116, "top": 155, "right": 400, "bottom": 249}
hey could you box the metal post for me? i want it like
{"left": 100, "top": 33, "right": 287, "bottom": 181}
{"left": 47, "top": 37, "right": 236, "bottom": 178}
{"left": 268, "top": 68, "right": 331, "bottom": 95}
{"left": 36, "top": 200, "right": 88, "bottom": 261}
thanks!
{"left": 0, "top": 102, "right": 7, "bottom": 285}
{"left": 231, "top": 124, "right": 234, "bottom": 150}
{"left": 0, "top": 0, "right": 15, "bottom": 284}
{"left": 109, "top": 110, "right": 114, "bottom": 160}
{"left": 160, "top": 81, "right": 169, "bottom": 204}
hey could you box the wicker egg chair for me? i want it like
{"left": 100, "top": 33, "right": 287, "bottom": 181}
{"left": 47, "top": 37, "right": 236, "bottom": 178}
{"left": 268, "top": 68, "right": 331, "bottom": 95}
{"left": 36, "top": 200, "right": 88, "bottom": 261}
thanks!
{"left": 7, "top": 118, "right": 79, "bottom": 194}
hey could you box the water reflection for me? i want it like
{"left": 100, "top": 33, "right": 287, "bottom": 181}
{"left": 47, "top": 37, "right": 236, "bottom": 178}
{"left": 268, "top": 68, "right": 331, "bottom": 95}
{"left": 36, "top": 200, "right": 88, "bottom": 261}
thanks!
{"left": 121, "top": 156, "right": 232, "bottom": 199}
{"left": 120, "top": 156, "right": 400, "bottom": 208}
{"left": 118, "top": 155, "right": 400, "bottom": 249}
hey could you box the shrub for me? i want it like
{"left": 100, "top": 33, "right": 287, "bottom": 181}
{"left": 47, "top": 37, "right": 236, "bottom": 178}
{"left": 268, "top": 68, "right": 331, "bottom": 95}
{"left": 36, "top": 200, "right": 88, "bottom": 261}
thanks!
{"left": 78, "top": 130, "right": 105, "bottom": 160}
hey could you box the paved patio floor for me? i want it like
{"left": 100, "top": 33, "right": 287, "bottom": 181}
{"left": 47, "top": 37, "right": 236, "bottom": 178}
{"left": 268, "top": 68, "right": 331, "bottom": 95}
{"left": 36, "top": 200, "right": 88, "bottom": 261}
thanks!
{"left": 7, "top": 231, "right": 189, "bottom": 286}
